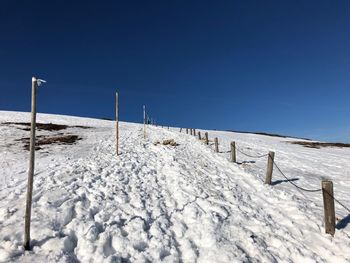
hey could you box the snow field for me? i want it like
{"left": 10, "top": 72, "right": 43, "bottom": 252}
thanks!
{"left": 0, "top": 111, "right": 349, "bottom": 262}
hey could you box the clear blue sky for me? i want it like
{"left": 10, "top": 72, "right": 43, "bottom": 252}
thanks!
{"left": 1, "top": 1, "right": 350, "bottom": 142}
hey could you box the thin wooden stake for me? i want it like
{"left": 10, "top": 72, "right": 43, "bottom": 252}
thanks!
{"left": 116, "top": 92, "right": 119, "bottom": 155}
{"left": 194, "top": 129, "right": 196, "bottom": 136}
{"left": 322, "top": 180, "right": 335, "bottom": 236}
{"left": 265, "top": 151, "right": 275, "bottom": 185}
{"left": 230, "top": 141, "right": 236, "bottom": 163}
{"left": 198, "top": 131, "right": 201, "bottom": 140}
{"left": 214, "top": 137, "right": 219, "bottom": 153}
{"left": 143, "top": 105, "right": 146, "bottom": 139}
{"left": 180, "top": 128, "right": 182, "bottom": 133}
{"left": 24, "top": 77, "right": 38, "bottom": 250}
{"left": 186, "top": 128, "right": 188, "bottom": 134}
{"left": 190, "top": 129, "right": 193, "bottom": 135}
{"left": 205, "top": 132, "right": 209, "bottom": 145}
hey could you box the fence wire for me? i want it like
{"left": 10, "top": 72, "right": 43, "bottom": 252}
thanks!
{"left": 236, "top": 146, "right": 269, "bottom": 159}
{"left": 272, "top": 160, "right": 322, "bottom": 193}
{"left": 323, "top": 188, "right": 350, "bottom": 214}
{"left": 272, "top": 159, "right": 350, "bottom": 214}
{"left": 196, "top": 133, "right": 350, "bottom": 215}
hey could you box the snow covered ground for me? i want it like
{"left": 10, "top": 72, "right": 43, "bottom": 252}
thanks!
{"left": 0, "top": 110, "right": 349, "bottom": 263}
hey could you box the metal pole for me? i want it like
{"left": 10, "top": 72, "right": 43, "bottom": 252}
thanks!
{"left": 24, "top": 77, "right": 37, "bottom": 250}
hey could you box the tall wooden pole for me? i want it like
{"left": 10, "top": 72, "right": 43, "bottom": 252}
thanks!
{"left": 116, "top": 92, "right": 119, "bottom": 155}
{"left": 24, "top": 77, "right": 38, "bottom": 250}
{"left": 143, "top": 105, "right": 146, "bottom": 139}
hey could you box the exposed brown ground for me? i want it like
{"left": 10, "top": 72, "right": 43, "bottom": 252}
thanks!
{"left": 1, "top": 122, "right": 90, "bottom": 150}
{"left": 288, "top": 141, "right": 350, "bottom": 149}
{"left": 2, "top": 122, "right": 91, "bottom": 131}
{"left": 17, "top": 135, "right": 82, "bottom": 150}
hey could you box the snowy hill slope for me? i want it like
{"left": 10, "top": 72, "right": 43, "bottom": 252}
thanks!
{"left": 0, "top": 111, "right": 349, "bottom": 262}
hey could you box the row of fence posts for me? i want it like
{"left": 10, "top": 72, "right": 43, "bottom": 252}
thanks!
{"left": 179, "top": 127, "right": 337, "bottom": 236}
{"left": 23, "top": 79, "right": 338, "bottom": 253}
{"left": 122, "top": 115, "right": 339, "bottom": 237}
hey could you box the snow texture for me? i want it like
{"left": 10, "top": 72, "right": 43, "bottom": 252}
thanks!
{"left": 0, "top": 111, "right": 349, "bottom": 262}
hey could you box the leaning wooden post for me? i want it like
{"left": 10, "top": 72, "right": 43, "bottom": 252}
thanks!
{"left": 214, "top": 137, "right": 219, "bottom": 153}
{"left": 186, "top": 128, "right": 188, "bottom": 134}
{"left": 322, "top": 180, "right": 335, "bottom": 236}
{"left": 116, "top": 92, "right": 119, "bottom": 155}
{"left": 193, "top": 129, "right": 196, "bottom": 136}
{"left": 230, "top": 141, "right": 236, "bottom": 163}
{"left": 24, "top": 77, "right": 38, "bottom": 250}
{"left": 180, "top": 128, "right": 182, "bottom": 133}
{"left": 198, "top": 131, "right": 201, "bottom": 140}
{"left": 205, "top": 132, "right": 209, "bottom": 145}
{"left": 143, "top": 105, "right": 146, "bottom": 139}
{"left": 264, "top": 151, "right": 275, "bottom": 185}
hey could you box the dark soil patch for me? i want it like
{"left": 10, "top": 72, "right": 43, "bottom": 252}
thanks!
{"left": 226, "top": 130, "right": 311, "bottom": 141}
{"left": 2, "top": 122, "right": 91, "bottom": 131}
{"left": 288, "top": 141, "right": 350, "bottom": 149}
{"left": 19, "top": 135, "right": 82, "bottom": 150}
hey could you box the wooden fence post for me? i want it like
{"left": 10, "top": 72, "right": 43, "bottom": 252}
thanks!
{"left": 194, "top": 129, "right": 196, "bottom": 136}
{"left": 264, "top": 151, "right": 275, "bottom": 185}
{"left": 205, "top": 132, "right": 209, "bottom": 145}
{"left": 186, "top": 128, "right": 188, "bottom": 134}
{"left": 116, "top": 92, "right": 119, "bottom": 155}
{"left": 322, "top": 180, "right": 335, "bottom": 236}
{"left": 198, "top": 131, "right": 201, "bottom": 140}
{"left": 190, "top": 129, "right": 193, "bottom": 135}
{"left": 180, "top": 128, "right": 182, "bottom": 133}
{"left": 24, "top": 77, "right": 38, "bottom": 250}
{"left": 214, "top": 137, "right": 219, "bottom": 153}
{"left": 230, "top": 141, "right": 236, "bottom": 163}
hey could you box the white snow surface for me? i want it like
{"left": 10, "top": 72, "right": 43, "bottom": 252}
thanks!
{"left": 0, "top": 110, "right": 349, "bottom": 263}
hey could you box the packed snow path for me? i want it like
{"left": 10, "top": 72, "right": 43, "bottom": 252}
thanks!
{"left": 0, "top": 112, "right": 349, "bottom": 262}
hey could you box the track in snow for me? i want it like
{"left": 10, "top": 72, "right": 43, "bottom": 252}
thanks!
{"left": 0, "top": 111, "right": 349, "bottom": 263}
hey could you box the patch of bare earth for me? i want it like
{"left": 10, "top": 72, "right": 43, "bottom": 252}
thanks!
{"left": 2, "top": 122, "right": 91, "bottom": 131}
{"left": 17, "top": 135, "right": 81, "bottom": 150}
{"left": 1, "top": 122, "right": 90, "bottom": 150}
{"left": 288, "top": 141, "right": 350, "bottom": 149}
